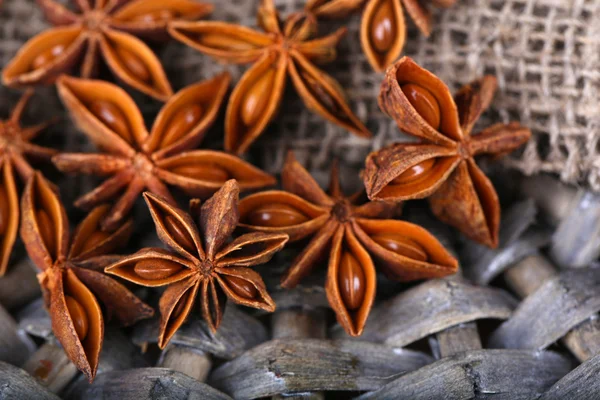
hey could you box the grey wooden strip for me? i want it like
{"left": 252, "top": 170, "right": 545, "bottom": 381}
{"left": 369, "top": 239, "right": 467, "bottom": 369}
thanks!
{"left": 157, "top": 346, "right": 212, "bottom": 382}
{"left": 504, "top": 254, "right": 556, "bottom": 299}
{"left": 65, "top": 368, "right": 232, "bottom": 400}
{"left": 271, "top": 308, "right": 327, "bottom": 340}
{"left": 0, "top": 362, "right": 60, "bottom": 400}
{"left": 332, "top": 279, "right": 517, "bottom": 347}
{"left": 209, "top": 339, "right": 433, "bottom": 399}
{"left": 435, "top": 323, "right": 482, "bottom": 358}
{"left": 0, "top": 303, "right": 36, "bottom": 366}
{"left": 131, "top": 304, "right": 268, "bottom": 359}
{"left": 0, "top": 259, "right": 40, "bottom": 311}
{"left": 355, "top": 349, "right": 572, "bottom": 400}
{"left": 489, "top": 267, "right": 600, "bottom": 350}
{"left": 540, "top": 352, "right": 600, "bottom": 400}
{"left": 561, "top": 317, "right": 600, "bottom": 362}
{"left": 23, "top": 343, "right": 78, "bottom": 394}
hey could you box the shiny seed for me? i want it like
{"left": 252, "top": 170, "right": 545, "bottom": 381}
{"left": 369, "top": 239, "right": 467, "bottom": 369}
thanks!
{"left": 246, "top": 203, "right": 309, "bottom": 227}
{"left": 131, "top": 9, "right": 176, "bottom": 23}
{"left": 65, "top": 295, "right": 89, "bottom": 341}
{"left": 301, "top": 72, "right": 342, "bottom": 116}
{"left": 171, "top": 291, "right": 189, "bottom": 319}
{"left": 241, "top": 68, "right": 275, "bottom": 127}
{"left": 79, "top": 231, "right": 111, "bottom": 254}
{"left": 114, "top": 46, "right": 152, "bottom": 83}
{"left": 171, "top": 164, "right": 229, "bottom": 183}
{"left": 400, "top": 83, "right": 441, "bottom": 130}
{"left": 390, "top": 159, "right": 436, "bottom": 186}
{"left": 164, "top": 215, "right": 196, "bottom": 254}
{"left": 36, "top": 210, "right": 55, "bottom": 258}
{"left": 133, "top": 259, "right": 182, "bottom": 280}
{"left": 338, "top": 251, "right": 365, "bottom": 311}
{"left": 371, "top": 0, "right": 395, "bottom": 53}
{"left": 31, "top": 44, "right": 66, "bottom": 71}
{"left": 198, "top": 34, "right": 256, "bottom": 51}
{"left": 223, "top": 275, "right": 257, "bottom": 299}
{"left": 160, "top": 104, "right": 204, "bottom": 148}
{"left": 371, "top": 233, "right": 429, "bottom": 262}
{"left": 89, "top": 100, "right": 133, "bottom": 143}
{"left": 0, "top": 187, "right": 9, "bottom": 235}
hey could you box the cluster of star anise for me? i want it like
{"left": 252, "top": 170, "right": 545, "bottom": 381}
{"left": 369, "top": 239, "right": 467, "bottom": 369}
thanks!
{"left": 0, "top": 0, "right": 530, "bottom": 385}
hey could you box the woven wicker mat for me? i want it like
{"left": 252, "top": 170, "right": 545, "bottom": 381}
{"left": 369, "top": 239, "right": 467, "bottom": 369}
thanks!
{"left": 0, "top": 0, "right": 599, "bottom": 192}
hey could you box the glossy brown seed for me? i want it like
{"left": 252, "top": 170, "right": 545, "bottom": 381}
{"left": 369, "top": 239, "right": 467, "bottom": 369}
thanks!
{"left": 132, "top": 9, "right": 176, "bottom": 23}
{"left": 0, "top": 187, "right": 9, "bottom": 235}
{"left": 171, "top": 163, "right": 229, "bottom": 183}
{"left": 79, "top": 231, "right": 111, "bottom": 254}
{"left": 164, "top": 215, "right": 196, "bottom": 254}
{"left": 65, "top": 295, "right": 89, "bottom": 341}
{"left": 223, "top": 275, "right": 257, "bottom": 299}
{"left": 198, "top": 34, "right": 257, "bottom": 51}
{"left": 338, "top": 251, "right": 365, "bottom": 311}
{"left": 301, "top": 72, "right": 342, "bottom": 116}
{"left": 400, "top": 83, "right": 441, "bottom": 130}
{"left": 31, "top": 44, "right": 66, "bottom": 71}
{"left": 371, "top": 232, "right": 429, "bottom": 262}
{"left": 390, "top": 158, "right": 436, "bottom": 185}
{"left": 370, "top": 0, "right": 395, "bottom": 53}
{"left": 241, "top": 68, "right": 275, "bottom": 127}
{"left": 89, "top": 100, "right": 133, "bottom": 143}
{"left": 160, "top": 104, "right": 204, "bottom": 148}
{"left": 133, "top": 258, "right": 182, "bottom": 280}
{"left": 246, "top": 203, "right": 309, "bottom": 227}
{"left": 36, "top": 209, "right": 55, "bottom": 258}
{"left": 114, "top": 45, "right": 152, "bottom": 83}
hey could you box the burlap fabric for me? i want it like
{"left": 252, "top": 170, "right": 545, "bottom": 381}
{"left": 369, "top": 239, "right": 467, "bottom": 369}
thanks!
{"left": 0, "top": 0, "right": 598, "bottom": 192}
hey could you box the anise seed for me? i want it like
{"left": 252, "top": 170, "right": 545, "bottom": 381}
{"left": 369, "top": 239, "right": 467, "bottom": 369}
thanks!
{"left": 241, "top": 68, "right": 275, "bottom": 127}
{"left": 246, "top": 203, "right": 309, "bottom": 227}
{"left": 371, "top": 233, "right": 429, "bottom": 262}
{"left": 89, "top": 100, "right": 133, "bottom": 143}
{"left": 79, "top": 231, "right": 111, "bottom": 254}
{"left": 160, "top": 104, "right": 204, "bottom": 148}
{"left": 0, "top": 187, "right": 9, "bottom": 235}
{"left": 390, "top": 158, "right": 436, "bottom": 185}
{"left": 339, "top": 251, "right": 365, "bottom": 311}
{"left": 164, "top": 215, "right": 196, "bottom": 254}
{"left": 114, "top": 46, "right": 152, "bottom": 83}
{"left": 223, "top": 275, "right": 257, "bottom": 299}
{"left": 171, "top": 163, "right": 229, "bottom": 183}
{"left": 36, "top": 209, "right": 55, "bottom": 258}
{"left": 65, "top": 295, "right": 89, "bottom": 341}
{"left": 400, "top": 83, "right": 441, "bottom": 130}
{"left": 370, "top": 0, "right": 395, "bottom": 53}
{"left": 133, "top": 259, "right": 182, "bottom": 280}
{"left": 198, "top": 34, "right": 256, "bottom": 51}
{"left": 132, "top": 9, "right": 176, "bottom": 23}
{"left": 31, "top": 44, "right": 66, "bottom": 71}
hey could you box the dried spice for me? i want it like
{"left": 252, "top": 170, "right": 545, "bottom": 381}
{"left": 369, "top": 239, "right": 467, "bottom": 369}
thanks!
{"left": 53, "top": 73, "right": 276, "bottom": 232}
{"left": 2, "top": 0, "right": 213, "bottom": 101}
{"left": 0, "top": 89, "right": 56, "bottom": 276}
{"left": 169, "top": 0, "right": 371, "bottom": 155}
{"left": 20, "top": 172, "right": 154, "bottom": 381}
{"left": 300, "top": 0, "right": 456, "bottom": 72}
{"left": 238, "top": 151, "right": 458, "bottom": 336}
{"left": 363, "top": 57, "right": 531, "bottom": 247}
{"left": 105, "top": 180, "right": 288, "bottom": 348}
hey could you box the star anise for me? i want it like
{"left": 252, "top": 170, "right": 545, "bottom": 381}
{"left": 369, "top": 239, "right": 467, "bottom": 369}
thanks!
{"left": 168, "top": 0, "right": 371, "bottom": 155}
{"left": 2, "top": 0, "right": 213, "bottom": 101}
{"left": 105, "top": 180, "right": 288, "bottom": 348}
{"left": 20, "top": 172, "right": 154, "bottom": 381}
{"left": 238, "top": 151, "right": 458, "bottom": 336}
{"left": 0, "top": 89, "right": 56, "bottom": 276}
{"left": 363, "top": 57, "right": 531, "bottom": 248}
{"left": 297, "top": 0, "right": 456, "bottom": 72}
{"left": 53, "top": 73, "right": 276, "bottom": 232}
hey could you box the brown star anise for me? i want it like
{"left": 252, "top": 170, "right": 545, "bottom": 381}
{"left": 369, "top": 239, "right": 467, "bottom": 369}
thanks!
{"left": 363, "top": 57, "right": 531, "bottom": 248}
{"left": 20, "top": 172, "right": 154, "bottom": 381}
{"left": 0, "top": 89, "right": 56, "bottom": 276}
{"left": 168, "top": 0, "right": 371, "bottom": 155}
{"left": 53, "top": 73, "right": 276, "bottom": 232}
{"left": 105, "top": 180, "right": 288, "bottom": 348}
{"left": 2, "top": 0, "right": 213, "bottom": 101}
{"left": 238, "top": 151, "right": 458, "bottom": 336}
{"left": 297, "top": 0, "right": 456, "bottom": 72}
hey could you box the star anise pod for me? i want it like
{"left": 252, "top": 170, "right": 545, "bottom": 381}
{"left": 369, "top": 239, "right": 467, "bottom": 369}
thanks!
{"left": 105, "top": 180, "right": 288, "bottom": 348}
{"left": 168, "top": 0, "right": 371, "bottom": 155}
{"left": 363, "top": 57, "right": 531, "bottom": 248}
{"left": 53, "top": 73, "right": 276, "bottom": 232}
{"left": 2, "top": 0, "right": 213, "bottom": 101}
{"left": 20, "top": 172, "right": 154, "bottom": 381}
{"left": 298, "top": 0, "right": 456, "bottom": 72}
{"left": 0, "top": 89, "right": 56, "bottom": 276}
{"left": 238, "top": 151, "right": 458, "bottom": 336}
